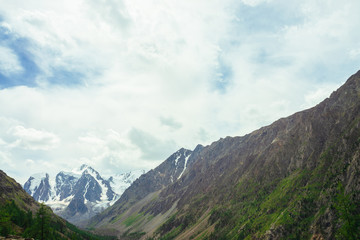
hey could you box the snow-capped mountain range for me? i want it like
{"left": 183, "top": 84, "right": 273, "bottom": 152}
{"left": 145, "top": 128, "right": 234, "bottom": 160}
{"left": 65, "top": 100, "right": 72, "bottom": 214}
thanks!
{"left": 23, "top": 164, "right": 144, "bottom": 225}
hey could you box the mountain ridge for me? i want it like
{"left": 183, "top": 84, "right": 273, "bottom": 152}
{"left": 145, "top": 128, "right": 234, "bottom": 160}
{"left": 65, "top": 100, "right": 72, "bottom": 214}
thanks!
{"left": 0, "top": 169, "right": 117, "bottom": 239}
{"left": 89, "top": 70, "right": 360, "bottom": 239}
{"left": 23, "top": 165, "right": 145, "bottom": 225}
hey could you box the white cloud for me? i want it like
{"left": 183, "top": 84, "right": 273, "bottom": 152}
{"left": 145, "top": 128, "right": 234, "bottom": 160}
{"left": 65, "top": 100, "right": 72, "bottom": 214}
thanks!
{"left": 0, "top": 0, "right": 360, "bottom": 183}
{"left": 9, "top": 125, "right": 60, "bottom": 150}
{"left": 241, "top": 0, "right": 271, "bottom": 7}
{"left": 302, "top": 83, "right": 341, "bottom": 109}
{"left": 160, "top": 116, "right": 182, "bottom": 130}
{"left": 128, "top": 128, "right": 177, "bottom": 160}
{"left": 25, "top": 159, "right": 35, "bottom": 167}
{"left": 349, "top": 48, "right": 360, "bottom": 58}
{"left": 76, "top": 129, "right": 152, "bottom": 174}
{"left": 0, "top": 22, "right": 13, "bottom": 36}
{"left": 0, "top": 46, "right": 23, "bottom": 76}
{"left": 0, "top": 151, "right": 12, "bottom": 165}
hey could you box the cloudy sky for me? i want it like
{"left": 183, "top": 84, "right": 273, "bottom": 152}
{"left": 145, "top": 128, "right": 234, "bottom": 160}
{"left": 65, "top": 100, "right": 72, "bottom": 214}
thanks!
{"left": 1, "top": 0, "right": 360, "bottom": 184}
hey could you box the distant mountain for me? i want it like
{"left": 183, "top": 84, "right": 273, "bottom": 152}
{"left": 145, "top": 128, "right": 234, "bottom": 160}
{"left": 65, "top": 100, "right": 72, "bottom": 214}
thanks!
{"left": 0, "top": 170, "right": 115, "bottom": 239}
{"left": 23, "top": 172, "right": 52, "bottom": 202}
{"left": 89, "top": 71, "right": 360, "bottom": 239}
{"left": 23, "top": 165, "right": 144, "bottom": 225}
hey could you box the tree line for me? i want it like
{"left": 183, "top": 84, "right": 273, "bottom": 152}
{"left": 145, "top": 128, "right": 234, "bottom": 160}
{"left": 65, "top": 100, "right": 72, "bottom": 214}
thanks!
{"left": 0, "top": 200, "right": 115, "bottom": 240}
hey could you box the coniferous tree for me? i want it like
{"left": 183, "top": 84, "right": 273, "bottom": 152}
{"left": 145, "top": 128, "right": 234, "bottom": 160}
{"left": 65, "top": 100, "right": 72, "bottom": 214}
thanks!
{"left": 36, "top": 203, "right": 51, "bottom": 240}
{"left": 24, "top": 203, "right": 54, "bottom": 239}
{"left": 0, "top": 207, "right": 11, "bottom": 236}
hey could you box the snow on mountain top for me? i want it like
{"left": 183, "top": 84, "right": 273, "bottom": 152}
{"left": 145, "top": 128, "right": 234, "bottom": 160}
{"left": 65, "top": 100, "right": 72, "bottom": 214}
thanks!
{"left": 70, "top": 164, "right": 95, "bottom": 175}
{"left": 172, "top": 148, "right": 192, "bottom": 166}
{"left": 57, "top": 171, "right": 81, "bottom": 178}
{"left": 109, "top": 170, "right": 145, "bottom": 195}
{"left": 111, "top": 169, "right": 145, "bottom": 178}
{"left": 25, "top": 166, "right": 145, "bottom": 206}
{"left": 25, "top": 172, "right": 49, "bottom": 194}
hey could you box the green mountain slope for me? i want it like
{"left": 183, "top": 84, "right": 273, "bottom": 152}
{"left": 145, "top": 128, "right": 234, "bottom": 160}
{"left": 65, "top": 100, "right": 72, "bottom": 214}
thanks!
{"left": 0, "top": 170, "right": 116, "bottom": 239}
{"left": 90, "top": 71, "right": 360, "bottom": 239}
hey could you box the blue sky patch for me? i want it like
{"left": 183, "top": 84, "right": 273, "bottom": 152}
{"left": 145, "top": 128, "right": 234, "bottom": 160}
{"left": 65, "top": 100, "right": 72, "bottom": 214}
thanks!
{"left": 0, "top": 18, "right": 88, "bottom": 89}
{"left": 47, "top": 68, "right": 86, "bottom": 87}
{"left": 0, "top": 20, "right": 40, "bottom": 89}
{"left": 214, "top": 59, "right": 233, "bottom": 93}
{"left": 235, "top": 3, "right": 303, "bottom": 33}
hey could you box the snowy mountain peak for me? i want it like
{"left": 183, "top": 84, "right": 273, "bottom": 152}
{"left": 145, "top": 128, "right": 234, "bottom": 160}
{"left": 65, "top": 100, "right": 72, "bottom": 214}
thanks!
{"left": 24, "top": 172, "right": 52, "bottom": 202}
{"left": 80, "top": 164, "right": 89, "bottom": 171}
{"left": 23, "top": 165, "right": 144, "bottom": 225}
{"left": 55, "top": 171, "right": 80, "bottom": 201}
{"left": 71, "top": 164, "right": 95, "bottom": 175}
{"left": 82, "top": 167, "right": 102, "bottom": 182}
{"left": 173, "top": 148, "right": 192, "bottom": 166}
{"left": 109, "top": 170, "right": 146, "bottom": 194}
{"left": 31, "top": 172, "right": 49, "bottom": 179}
{"left": 81, "top": 164, "right": 97, "bottom": 173}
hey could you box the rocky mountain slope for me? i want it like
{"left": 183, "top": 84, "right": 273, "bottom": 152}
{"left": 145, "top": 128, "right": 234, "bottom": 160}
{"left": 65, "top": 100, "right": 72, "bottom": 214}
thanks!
{"left": 23, "top": 165, "right": 144, "bottom": 225}
{"left": 89, "top": 71, "right": 360, "bottom": 239}
{"left": 88, "top": 146, "right": 202, "bottom": 234}
{"left": 0, "top": 170, "right": 115, "bottom": 239}
{"left": 0, "top": 170, "right": 38, "bottom": 212}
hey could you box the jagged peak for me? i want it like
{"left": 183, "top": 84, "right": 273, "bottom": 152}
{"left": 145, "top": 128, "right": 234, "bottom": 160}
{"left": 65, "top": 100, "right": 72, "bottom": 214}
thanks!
{"left": 79, "top": 164, "right": 92, "bottom": 171}
{"left": 169, "top": 148, "right": 192, "bottom": 167}
{"left": 193, "top": 144, "right": 204, "bottom": 152}
{"left": 71, "top": 164, "right": 98, "bottom": 176}
{"left": 57, "top": 171, "right": 80, "bottom": 177}
{"left": 23, "top": 165, "right": 145, "bottom": 224}
{"left": 29, "top": 172, "right": 49, "bottom": 180}
{"left": 175, "top": 147, "right": 192, "bottom": 155}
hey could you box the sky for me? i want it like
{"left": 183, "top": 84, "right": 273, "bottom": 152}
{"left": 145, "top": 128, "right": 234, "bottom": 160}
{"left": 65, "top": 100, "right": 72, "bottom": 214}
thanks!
{"left": 0, "top": 0, "right": 360, "bottom": 184}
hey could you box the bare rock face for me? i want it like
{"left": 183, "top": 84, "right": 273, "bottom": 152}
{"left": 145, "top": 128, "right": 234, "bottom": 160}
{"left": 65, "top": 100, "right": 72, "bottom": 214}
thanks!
{"left": 55, "top": 171, "right": 78, "bottom": 200}
{"left": 89, "top": 70, "right": 360, "bottom": 239}
{"left": 24, "top": 173, "right": 51, "bottom": 202}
